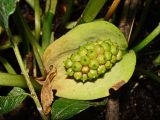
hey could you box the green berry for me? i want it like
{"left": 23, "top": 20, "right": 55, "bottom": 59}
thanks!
{"left": 85, "top": 43, "right": 94, "bottom": 50}
{"left": 94, "top": 45, "right": 104, "bottom": 54}
{"left": 88, "top": 70, "right": 98, "bottom": 79}
{"left": 78, "top": 47, "right": 87, "bottom": 56}
{"left": 80, "top": 56, "right": 90, "bottom": 65}
{"left": 104, "top": 51, "right": 112, "bottom": 60}
{"left": 111, "top": 55, "right": 117, "bottom": 63}
{"left": 101, "top": 42, "right": 111, "bottom": 51}
{"left": 72, "top": 62, "right": 82, "bottom": 72}
{"left": 97, "top": 65, "right": 106, "bottom": 75}
{"left": 116, "top": 50, "right": 123, "bottom": 60}
{"left": 89, "top": 59, "right": 99, "bottom": 70}
{"left": 71, "top": 53, "right": 81, "bottom": 61}
{"left": 74, "top": 72, "right": 82, "bottom": 80}
{"left": 64, "top": 58, "right": 72, "bottom": 68}
{"left": 81, "top": 74, "right": 88, "bottom": 82}
{"left": 82, "top": 66, "right": 89, "bottom": 73}
{"left": 111, "top": 45, "right": 118, "bottom": 55}
{"left": 87, "top": 49, "right": 97, "bottom": 58}
{"left": 66, "top": 68, "right": 74, "bottom": 76}
{"left": 97, "top": 54, "right": 106, "bottom": 65}
{"left": 97, "top": 40, "right": 103, "bottom": 44}
{"left": 105, "top": 61, "right": 112, "bottom": 69}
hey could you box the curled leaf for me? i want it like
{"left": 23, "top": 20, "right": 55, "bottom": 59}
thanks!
{"left": 40, "top": 66, "right": 57, "bottom": 115}
{"left": 43, "top": 21, "right": 136, "bottom": 100}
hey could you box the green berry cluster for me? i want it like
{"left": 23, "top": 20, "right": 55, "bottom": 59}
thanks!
{"left": 64, "top": 40, "right": 123, "bottom": 82}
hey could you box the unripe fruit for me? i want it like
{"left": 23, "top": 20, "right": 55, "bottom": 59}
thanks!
{"left": 64, "top": 39, "right": 124, "bottom": 82}
{"left": 85, "top": 43, "right": 94, "bottom": 50}
{"left": 116, "top": 50, "right": 123, "bottom": 60}
{"left": 97, "top": 65, "right": 106, "bottom": 75}
{"left": 105, "top": 61, "right": 112, "bottom": 69}
{"left": 64, "top": 58, "right": 72, "bottom": 68}
{"left": 111, "top": 45, "right": 118, "bottom": 55}
{"left": 87, "top": 49, "right": 97, "bottom": 58}
{"left": 105, "top": 51, "right": 112, "bottom": 60}
{"left": 101, "top": 42, "right": 111, "bottom": 51}
{"left": 97, "top": 54, "right": 106, "bottom": 65}
{"left": 66, "top": 68, "right": 74, "bottom": 76}
{"left": 78, "top": 47, "right": 87, "bottom": 56}
{"left": 81, "top": 74, "right": 88, "bottom": 82}
{"left": 72, "top": 62, "right": 82, "bottom": 72}
{"left": 80, "top": 56, "right": 90, "bottom": 65}
{"left": 94, "top": 45, "right": 104, "bottom": 54}
{"left": 71, "top": 53, "right": 81, "bottom": 62}
{"left": 74, "top": 72, "right": 82, "bottom": 80}
{"left": 88, "top": 70, "right": 98, "bottom": 80}
{"left": 111, "top": 55, "right": 117, "bottom": 64}
{"left": 89, "top": 59, "right": 99, "bottom": 70}
{"left": 82, "top": 66, "right": 89, "bottom": 73}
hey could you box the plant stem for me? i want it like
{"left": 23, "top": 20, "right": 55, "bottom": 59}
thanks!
{"left": 13, "top": 44, "right": 47, "bottom": 120}
{"left": 136, "top": 67, "right": 160, "bottom": 83}
{"left": 0, "top": 72, "right": 41, "bottom": 90}
{"left": 0, "top": 56, "right": 16, "bottom": 74}
{"left": 42, "top": 0, "right": 57, "bottom": 51}
{"left": 133, "top": 23, "right": 160, "bottom": 52}
{"left": 13, "top": 6, "right": 45, "bottom": 76}
{"left": 130, "top": 0, "right": 152, "bottom": 41}
{"left": 34, "top": 0, "right": 41, "bottom": 40}
{"left": 104, "top": 0, "right": 121, "bottom": 20}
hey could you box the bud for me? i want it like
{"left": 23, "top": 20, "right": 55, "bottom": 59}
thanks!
{"left": 74, "top": 72, "right": 82, "bottom": 80}
{"left": 97, "top": 65, "right": 106, "bottom": 75}
{"left": 72, "top": 62, "right": 82, "bottom": 72}
{"left": 89, "top": 59, "right": 99, "bottom": 70}
{"left": 64, "top": 58, "right": 73, "bottom": 68}
{"left": 88, "top": 70, "right": 98, "bottom": 80}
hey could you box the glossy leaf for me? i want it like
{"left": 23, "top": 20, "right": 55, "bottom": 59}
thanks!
{"left": 77, "top": 0, "right": 107, "bottom": 24}
{"left": 0, "top": 87, "right": 28, "bottom": 114}
{"left": 0, "top": 0, "right": 19, "bottom": 30}
{"left": 51, "top": 98, "right": 93, "bottom": 120}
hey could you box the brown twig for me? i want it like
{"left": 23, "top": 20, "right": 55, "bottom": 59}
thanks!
{"left": 106, "top": 97, "right": 119, "bottom": 120}
{"left": 104, "top": 0, "right": 121, "bottom": 20}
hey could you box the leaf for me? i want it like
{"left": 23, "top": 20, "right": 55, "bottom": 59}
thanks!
{"left": 0, "top": 87, "right": 28, "bottom": 114}
{"left": 0, "top": 0, "right": 19, "bottom": 30}
{"left": 77, "top": 0, "right": 107, "bottom": 24}
{"left": 40, "top": 66, "right": 57, "bottom": 115}
{"left": 51, "top": 98, "right": 93, "bottom": 120}
{"left": 43, "top": 21, "right": 136, "bottom": 100}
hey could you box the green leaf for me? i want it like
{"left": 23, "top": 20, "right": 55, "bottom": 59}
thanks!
{"left": 0, "top": 87, "right": 28, "bottom": 114}
{"left": 0, "top": 0, "right": 19, "bottom": 30}
{"left": 51, "top": 98, "right": 93, "bottom": 120}
{"left": 77, "top": 0, "right": 107, "bottom": 24}
{"left": 43, "top": 21, "right": 136, "bottom": 100}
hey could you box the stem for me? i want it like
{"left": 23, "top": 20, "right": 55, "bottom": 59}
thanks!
{"left": 131, "top": 0, "right": 152, "bottom": 41}
{"left": 133, "top": 23, "right": 160, "bottom": 52}
{"left": 13, "top": 44, "right": 47, "bottom": 120}
{"left": 136, "top": 67, "right": 160, "bottom": 83}
{"left": 34, "top": 0, "right": 41, "bottom": 40}
{"left": 0, "top": 72, "right": 41, "bottom": 90}
{"left": 42, "top": 0, "right": 57, "bottom": 51}
{"left": 13, "top": 6, "right": 45, "bottom": 76}
{"left": 106, "top": 98, "right": 119, "bottom": 120}
{"left": 0, "top": 56, "right": 16, "bottom": 74}
{"left": 104, "top": 0, "right": 121, "bottom": 20}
